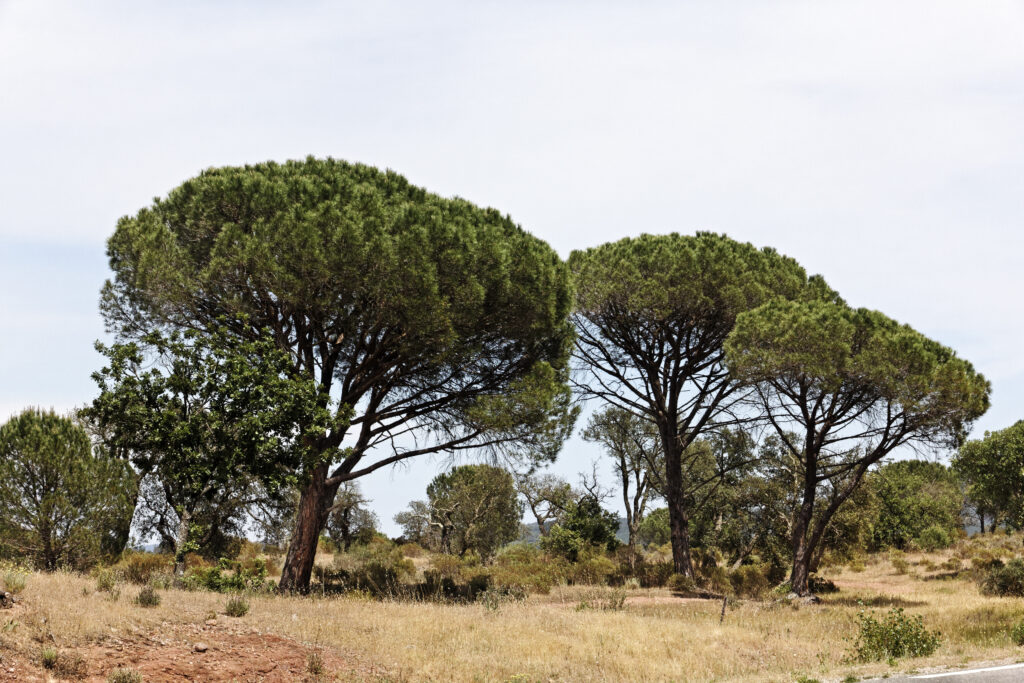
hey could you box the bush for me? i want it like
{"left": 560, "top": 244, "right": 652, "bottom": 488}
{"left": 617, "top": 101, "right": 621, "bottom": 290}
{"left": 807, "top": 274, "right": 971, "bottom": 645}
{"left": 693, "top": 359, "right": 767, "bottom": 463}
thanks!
{"left": 850, "top": 608, "right": 941, "bottom": 662}
{"left": 488, "top": 543, "right": 569, "bottom": 594}
{"left": 95, "top": 568, "right": 119, "bottom": 593}
{"left": 2, "top": 568, "right": 27, "bottom": 594}
{"left": 224, "top": 595, "right": 249, "bottom": 617}
{"left": 918, "top": 525, "right": 952, "bottom": 552}
{"left": 134, "top": 585, "right": 161, "bottom": 607}
{"left": 636, "top": 560, "right": 674, "bottom": 587}
{"left": 118, "top": 552, "right": 172, "bottom": 585}
{"left": 668, "top": 573, "right": 695, "bottom": 594}
{"left": 328, "top": 538, "right": 415, "bottom": 595}
{"left": 541, "top": 525, "right": 586, "bottom": 562}
{"left": 1011, "top": 619, "right": 1024, "bottom": 646}
{"left": 730, "top": 565, "right": 771, "bottom": 599}
{"left": 569, "top": 551, "right": 617, "bottom": 585}
{"left": 981, "top": 558, "right": 1024, "bottom": 597}
{"left": 108, "top": 668, "right": 144, "bottom": 683}
{"left": 479, "top": 584, "right": 527, "bottom": 611}
{"left": 890, "top": 551, "right": 910, "bottom": 575}
{"left": 40, "top": 646, "right": 58, "bottom": 669}
{"left": 183, "top": 557, "right": 272, "bottom": 593}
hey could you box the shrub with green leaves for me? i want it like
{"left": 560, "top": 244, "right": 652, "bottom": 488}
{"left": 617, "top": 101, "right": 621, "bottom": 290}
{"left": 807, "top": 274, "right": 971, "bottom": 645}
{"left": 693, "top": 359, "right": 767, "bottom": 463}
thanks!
{"left": 1010, "top": 618, "right": 1024, "bottom": 646}
{"left": 981, "top": 558, "right": 1024, "bottom": 596}
{"left": 134, "top": 585, "right": 161, "bottom": 607}
{"left": 224, "top": 595, "right": 249, "bottom": 617}
{"left": 1, "top": 567, "right": 27, "bottom": 594}
{"left": 850, "top": 607, "right": 941, "bottom": 662}
{"left": 183, "top": 557, "right": 271, "bottom": 593}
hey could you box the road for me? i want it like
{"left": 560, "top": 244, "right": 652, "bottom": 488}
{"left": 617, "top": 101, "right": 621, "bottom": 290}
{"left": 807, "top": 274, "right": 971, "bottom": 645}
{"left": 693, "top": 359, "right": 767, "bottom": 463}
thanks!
{"left": 868, "top": 663, "right": 1024, "bottom": 682}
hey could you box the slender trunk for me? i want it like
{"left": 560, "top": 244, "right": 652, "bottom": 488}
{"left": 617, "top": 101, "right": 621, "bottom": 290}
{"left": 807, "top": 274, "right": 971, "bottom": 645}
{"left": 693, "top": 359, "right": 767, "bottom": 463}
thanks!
{"left": 979, "top": 509, "right": 986, "bottom": 534}
{"left": 789, "top": 478, "right": 816, "bottom": 596}
{"left": 278, "top": 463, "right": 340, "bottom": 592}
{"left": 173, "top": 508, "right": 192, "bottom": 577}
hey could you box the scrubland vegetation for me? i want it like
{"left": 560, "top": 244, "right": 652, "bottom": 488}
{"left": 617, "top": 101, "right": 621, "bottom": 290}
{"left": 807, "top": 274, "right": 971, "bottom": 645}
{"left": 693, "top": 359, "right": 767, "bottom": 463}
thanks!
{"left": 5, "top": 533, "right": 1024, "bottom": 681}
{"left": 0, "top": 159, "right": 1019, "bottom": 680}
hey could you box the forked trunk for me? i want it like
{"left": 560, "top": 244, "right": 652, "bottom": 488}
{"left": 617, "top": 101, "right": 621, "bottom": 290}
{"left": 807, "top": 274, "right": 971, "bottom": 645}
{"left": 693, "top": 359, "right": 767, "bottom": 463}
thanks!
{"left": 278, "top": 463, "right": 340, "bottom": 593}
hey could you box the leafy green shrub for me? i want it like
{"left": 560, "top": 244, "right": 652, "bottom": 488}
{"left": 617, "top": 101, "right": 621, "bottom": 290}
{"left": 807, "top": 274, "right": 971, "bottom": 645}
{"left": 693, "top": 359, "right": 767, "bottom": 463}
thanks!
{"left": 981, "top": 558, "right": 1024, "bottom": 596}
{"left": 429, "top": 554, "right": 464, "bottom": 582}
{"left": 479, "top": 584, "right": 527, "bottom": 611}
{"left": 108, "top": 667, "right": 144, "bottom": 683}
{"left": 569, "top": 551, "right": 617, "bottom": 585}
{"left": 918, "top": 525, "right": 952, "bottom": 552}
{"left": 2, "top": 568, "right": 27, "bottom": 594}
{"left": 224, "top": 595, "right": 249, "bottom": 617}
{"left": 183, "top": 557, "right": 271, "bottom": 593}
{"left": 118, "top": 552, "right": 172, "bottom": 585}
{"left": 40, "top": 646, "right": 58, "bottom": 669}
{"left": 849, "top": 607, "right": 941, "bottom": 661}
{"left": 637, "top": 560, "right": 674, "bottom": 587}
{"left": 940, "top": 557, "right": 962, "bottom": 573}
{"left": 329, "top": 538, "right": 415, "bottom": 595}
{"left": 541, "top": 525, "right": 585, "bottom": 562}
{"left": 134, "top": 585, "right": 161, "bottom": 607}
{"left": 95, "top": 568, "right": 119, "bottom": 593}
{"left": 488, "top": 543, "right": 569, "bottom": 594}
{"left": 668, "top": 572, "right": 695, "bottom": 594}
{"left": 1011, "top": 619, "right": 1024, "bottom": 646}
{"left": 808, "top": 574, "right": 839, "bottom": 594}
{"left": 729, "top": 565, "right": 771, "bottom": 599}
{"left": 890, "top": 550, "right": 910, "bottom": 575}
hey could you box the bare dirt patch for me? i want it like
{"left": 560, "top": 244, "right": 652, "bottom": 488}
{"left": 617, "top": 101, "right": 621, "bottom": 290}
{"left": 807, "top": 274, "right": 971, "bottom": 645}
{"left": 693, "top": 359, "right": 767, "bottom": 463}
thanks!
{"left": 0, "top": 621, "right": 383, "bottom": 682}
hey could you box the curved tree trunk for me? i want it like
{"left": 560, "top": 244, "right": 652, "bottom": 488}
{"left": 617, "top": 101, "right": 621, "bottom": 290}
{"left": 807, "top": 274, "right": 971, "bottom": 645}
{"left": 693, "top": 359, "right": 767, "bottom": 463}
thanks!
{"left": 278, "top": 463, "right": 340, "bottom": 593}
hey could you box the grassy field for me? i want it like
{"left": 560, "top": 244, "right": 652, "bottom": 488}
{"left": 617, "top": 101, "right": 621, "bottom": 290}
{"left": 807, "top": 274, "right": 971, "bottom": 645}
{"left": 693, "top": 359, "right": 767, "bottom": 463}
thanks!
{"left": 3, "top": 538, "right": 1024, "bottom": 681}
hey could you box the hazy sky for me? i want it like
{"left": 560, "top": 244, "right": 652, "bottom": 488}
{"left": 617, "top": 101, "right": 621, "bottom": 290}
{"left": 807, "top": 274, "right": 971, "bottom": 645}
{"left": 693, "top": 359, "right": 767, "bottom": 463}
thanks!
{"left": 2, "top": 1, "right": 1023, "bottom": 535}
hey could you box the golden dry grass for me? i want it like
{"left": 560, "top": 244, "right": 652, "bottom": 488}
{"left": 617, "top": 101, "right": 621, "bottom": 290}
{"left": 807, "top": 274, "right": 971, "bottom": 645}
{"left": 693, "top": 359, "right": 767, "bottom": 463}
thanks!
{"left": 4, "top": 544, "right": 1024, "bottom": 681}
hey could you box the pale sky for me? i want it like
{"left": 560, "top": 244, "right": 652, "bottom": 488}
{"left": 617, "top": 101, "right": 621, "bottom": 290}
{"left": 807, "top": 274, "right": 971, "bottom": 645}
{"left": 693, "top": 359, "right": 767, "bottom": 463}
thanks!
{"left": 2, "top": 1, "right": 1023, "bottom": 535}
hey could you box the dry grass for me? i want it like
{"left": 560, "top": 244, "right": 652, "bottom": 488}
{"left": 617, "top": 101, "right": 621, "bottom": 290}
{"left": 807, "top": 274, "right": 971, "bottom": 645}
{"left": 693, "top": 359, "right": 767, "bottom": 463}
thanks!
{"left": 4, "top": 542, "right": 1024, "bottom": 681}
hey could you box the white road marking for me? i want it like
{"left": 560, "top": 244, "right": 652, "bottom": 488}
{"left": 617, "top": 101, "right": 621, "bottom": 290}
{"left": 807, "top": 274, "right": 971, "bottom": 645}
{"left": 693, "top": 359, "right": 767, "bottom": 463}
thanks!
{"left": 913, "top": 663, "right": 1024, "bottom": 678}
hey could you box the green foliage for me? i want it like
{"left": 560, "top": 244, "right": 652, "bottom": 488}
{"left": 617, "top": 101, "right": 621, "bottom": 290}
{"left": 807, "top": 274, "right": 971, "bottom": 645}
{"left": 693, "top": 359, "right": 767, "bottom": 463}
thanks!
{"left": 552, "top": 496, "right": 620, "bottom": 558}
{"left": 570, "top": 233, "right": 814, "bottom": 574}
{"left": 866, "top": 461, "right": 963, "bottom": 552}
{"left": 954, "top": 421, "right": 1024, "bottom": 530}
{"left": 1010, "top": 618, "right": 1024, "bottom": 646}
{"left": 636, "top": 508, "right": 671, "bottom": 548}
{"left": 0, "top": 409, "right": 137, "bottom": 571}
{"left": 95, "top": 568, "right": 119, "bottom": 593}
{"left": 849, "top": 608, "right": 941, "bottom": 662}
{"left": 541, "top": 525, "right": 586, "bottom": 562}
{"left": 326, "top": 482, "right": 379, "bottom": 552}
{"left": 224, "top": 595, "right": 250, "bottom": 617}
{"left": 980, "top": 558, "right": 1024, "bottom": 597}
{"left": 327, "top": 538, "right": 416, "bottom": 595}
{"left": 88, "top": 326, "right": 329, "bottom": 567}
{"left": 424, "top": 464, "right": 523, "bottom": 559}
{"left": 39, "top": 646, "right": 58, "bottom": 669}
{"left": 103, "top": 158, "right": 578, "bottom": 590}
{"left": 134, "top": 585, "right": 161, "bottom": 607}
{"left": 117, "top": 552, "right": 173, "bottom": 585}
{"left": 488, "top": 543, "right": 569, "bottom": 594}
{"left": 918, "top": 525, "right": 952, "bottom": 552}
{"left": 1, "top": 566, "right": 27, "bottom": 594}
{"left": 726, "top": 295, "right": 990, "bottom": 593}
{"left": 183, "top": 557, "right": 272, "bottom": 593}
{"left": 108, "top": 668, "right": 144, "bottom": 683}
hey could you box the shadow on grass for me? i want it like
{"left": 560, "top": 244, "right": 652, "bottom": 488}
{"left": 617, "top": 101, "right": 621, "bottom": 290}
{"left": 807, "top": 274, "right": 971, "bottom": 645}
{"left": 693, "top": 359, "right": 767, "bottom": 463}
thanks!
{"left": 821, "top": 595, "right": 928, "bottom": 608}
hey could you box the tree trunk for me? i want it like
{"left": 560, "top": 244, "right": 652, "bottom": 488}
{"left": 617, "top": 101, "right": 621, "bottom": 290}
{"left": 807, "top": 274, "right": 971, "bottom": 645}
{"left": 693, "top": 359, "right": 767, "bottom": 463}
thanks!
{"left": 789, "top": 480, "right": 816, "bottom": 596}
{"left": 661, "top": 429, "right": 695, "bottom": 578}
{"left": 278, "top": 463, "right": 340, "bottom": 593}
{"left": 173, "top": 508, "right": 192, "bottom": 577}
